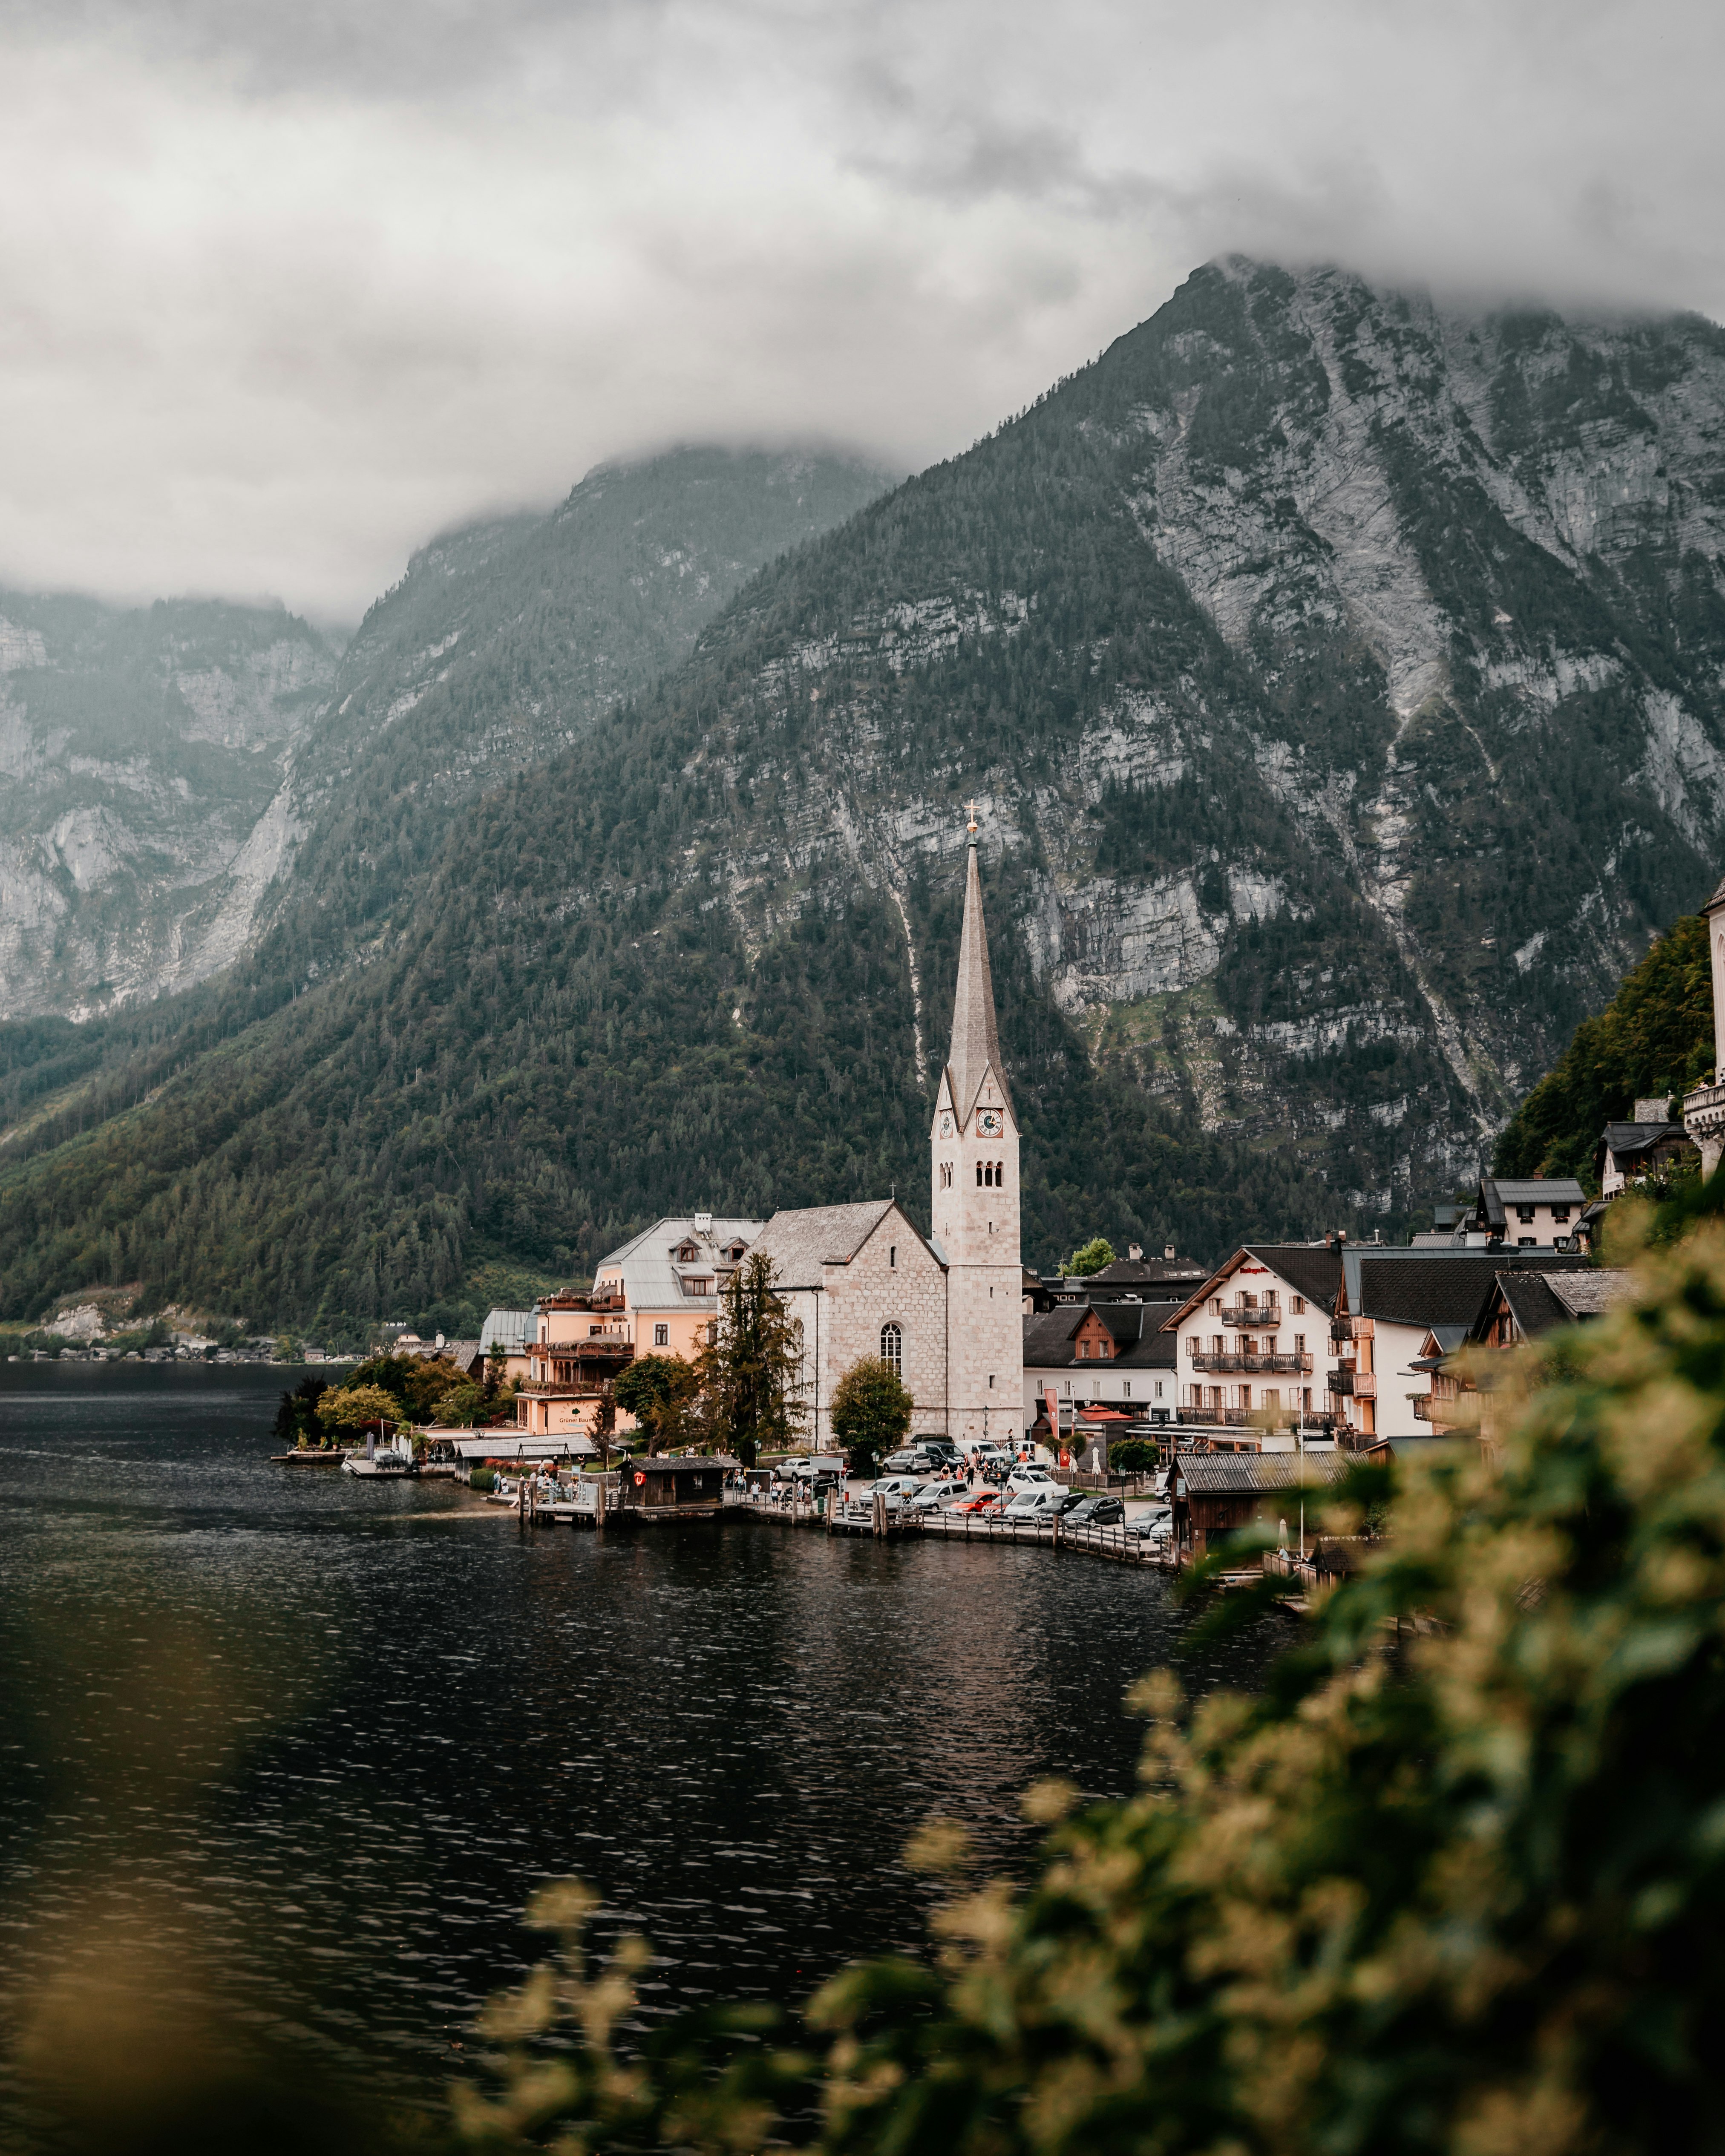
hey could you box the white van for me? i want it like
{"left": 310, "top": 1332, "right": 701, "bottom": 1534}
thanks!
{"left": 960, "top": 1439, "right": 1012, "bottom": 1466}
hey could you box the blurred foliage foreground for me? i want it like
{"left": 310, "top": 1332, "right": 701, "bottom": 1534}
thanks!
{"left": 457, "top": 1224, "right": 1725, "bottom": 2156}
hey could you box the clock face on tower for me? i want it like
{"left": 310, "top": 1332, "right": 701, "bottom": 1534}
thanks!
{"left": 939, "top": 1112, "right": 953, "bottom": 1138}
{"left": 977, "top": 1109, "right": 1003, "bottom": 1137}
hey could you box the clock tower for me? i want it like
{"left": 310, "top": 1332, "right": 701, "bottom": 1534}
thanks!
{"left": 930, "top": 814, "right": 1024, "bottom": 1449}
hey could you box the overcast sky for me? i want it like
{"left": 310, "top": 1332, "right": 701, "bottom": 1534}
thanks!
{"left": 0, "top": 0, "right": 1719, "bottom": 619}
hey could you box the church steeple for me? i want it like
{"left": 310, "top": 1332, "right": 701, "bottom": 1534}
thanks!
{"left": 945, "top": 826, "right": 1013, "bottom": 1124}
{"left": 930, "top": 809, "right": 1023, "bottom": 1451}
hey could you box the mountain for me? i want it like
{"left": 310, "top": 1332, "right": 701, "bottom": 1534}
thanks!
{"left": 273, "top": 446, "right": 900, "bottom": 974}
{"left": 6, "top": 258, "right": 1725, "bottom": 1338}
{"left": 0, "top": 447, "right": 896, "bottom": 1026}
{"left": 0, "top": 594, "right": 339, "bottom": 1018}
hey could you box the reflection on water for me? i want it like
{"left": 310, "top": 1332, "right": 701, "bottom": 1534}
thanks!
{"left": 0, "top": 1365, "right": 1279, "bottom": 2133}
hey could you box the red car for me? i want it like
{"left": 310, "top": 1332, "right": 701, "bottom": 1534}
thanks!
{"left": 953, "top": 1490, "right": 1002, "bottom": 1515}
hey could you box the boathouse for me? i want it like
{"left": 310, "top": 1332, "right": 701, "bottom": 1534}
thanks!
{"left": 613, "top": 1453, "right": 742, "bottom": 1519}
{"left": 1169, "top": 1451, "right": 1342, "bottom": 1562}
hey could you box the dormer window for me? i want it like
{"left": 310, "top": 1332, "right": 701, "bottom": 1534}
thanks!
{"left": 675, "top": 1241, "right": 701, "bottom": 1262}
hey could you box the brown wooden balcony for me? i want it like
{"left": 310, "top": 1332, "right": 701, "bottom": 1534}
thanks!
{"left": 1331, "top": 1315, "right": 1375, "bottom": 1344}
{"left": 1218, "top": 1301, "right": 1280, "bottom": 1327}
{"left": 1329, "top": 1367, "right": 1377, "bottom": 1400}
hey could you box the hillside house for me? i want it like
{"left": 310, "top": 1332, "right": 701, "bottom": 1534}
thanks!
{"left": 478, "top": 1307, "right": 535, "bottom": 1381}
{"left": 1464, "top": 1176, "right": 1587, "bottom": 1248}
{"left": 1595, "top": 1112, "right": 1698, "bottom": 1195}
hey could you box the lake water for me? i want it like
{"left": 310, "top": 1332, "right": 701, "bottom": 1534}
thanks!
{"left": 0, "top": 1366, "right": 1278, "bottom": 2139}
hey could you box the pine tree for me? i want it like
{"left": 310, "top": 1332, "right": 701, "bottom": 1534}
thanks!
{"left": 695, "top": 1252, "right": 805, "bottom": 1468}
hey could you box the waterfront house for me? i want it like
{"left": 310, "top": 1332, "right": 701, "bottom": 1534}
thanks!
{"left": 1163, "top": 1244, "right": 1346, "bottom": 1435}
{"left": 1022, "top": 1298, "right": 1182, "bottom": 1438}
{"left": 591, "top": 1213, "right": 763, "bottom": 1364}
{"left": 1169, "top": 1451, "right": 1342, "bottom": 1563}
{"left": 517, "top": 1292, "right": 635, "bottom": 1436}
{"left": 1332, "top": 1247, "right": 1594, "bottom": 1442}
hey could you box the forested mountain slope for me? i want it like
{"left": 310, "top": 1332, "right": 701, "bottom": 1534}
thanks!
{"left": 0, "top": 595, "right": 338, "bottom": 1018}
{"left": 6, "top": 259, "right": 1725, "bottom": 1338}
{"left": 275, "top": 446, "right": 898, "bottom": 978}
{"left": 1495, "top": 910, "right": 1714, "bottom": 1183}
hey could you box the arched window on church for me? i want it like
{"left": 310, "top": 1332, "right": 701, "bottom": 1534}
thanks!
{"left": 994, "top": 1160, "right": 1004, "bottom": 1184}
{"left": 976, "top": 1162, "right": 984, "bottom": 1187}
{"left": 880, "top": 1321, "right": 902, "bottom": 1376}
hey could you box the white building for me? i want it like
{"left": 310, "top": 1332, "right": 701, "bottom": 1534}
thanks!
{"left": 1163, "top": 1244, "right": 1346, "bottom": 1436}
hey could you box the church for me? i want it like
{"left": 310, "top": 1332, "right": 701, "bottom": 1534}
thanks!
{"left": 749, "top": 823, "right": 1025, "bottom": 1450}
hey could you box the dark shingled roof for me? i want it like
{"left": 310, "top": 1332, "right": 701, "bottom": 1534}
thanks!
{"left": 1494, "top": 1273, "right": 1572, "bottom": 1339}
{"left": 1174, "top": 1453, "right": 1344, "bottom": 1496}
{"left": 1354, "top": 1251, "right": 1591, "bottom": 1327}
{"left": 1022, "top": 1301, "right": 1182, "bottom": 1370}
{"left": 1087, "top": 1256, "right": 1207, "bottom": 1287}
{"left": 1242, "top": 1244, "right": 1345, "bottom": 1308}
{"left": 1599, "top": 1121, "right": 1693, "bottom": 1158}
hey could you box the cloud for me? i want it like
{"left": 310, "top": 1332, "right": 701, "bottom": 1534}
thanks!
{"left": 0, "top": 0, "right": 1720, "bottom": 617}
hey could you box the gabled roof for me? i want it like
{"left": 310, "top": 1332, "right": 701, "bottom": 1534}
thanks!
{"left": 1086, "top": 1255, "right": 1207, "bottom": 1287}
{"left": 1598, "top": 1121, "right": 1693, "bottom": 1157}
{"left": 593, "top": 1215, "right": 765, "bottom": 1310}
{"left": 1546, "top": 1270, "right": 1632, "bottom": 1320}
{"left": 750, "top": 1200, "right": 936, "bottom": 1288}
{"left": 1494, "top": 1272, "right": 1571, "bottom": 1339}
{"left": 1475, "top": 1176, "right": 1587, "bottom": 1228}
{"left": 1479, "top": 1266, "right": 1632, "bottom": 1342}
{"left": 1022, "top": 1301, "right": 1182, "bottom": 1370}
{"left": 1347, "top": 1248, "right": 1590, "bottom": 1326}
{"left": 479, "top": 1308, "right": 536, "bottom": 1352}
{"left": 1163, "top": 1244, "right": 1345, "bottom": 1329}
{"left": 945, "top": 839, "right": 1013, "bottom": 1122}
{"left": 1174, "top": 1453, "right": 1344, "bottom": 1496}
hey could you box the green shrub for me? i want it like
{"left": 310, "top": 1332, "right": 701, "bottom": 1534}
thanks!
{"left": 469, "top": 1468, "right": 496, "bottom": 1493}
{"left": 1107, "top": 1436, "right": 1158, "bottom": 1472}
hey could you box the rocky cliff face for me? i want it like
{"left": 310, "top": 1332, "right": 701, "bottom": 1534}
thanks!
{"left": 659, "top": 258, "right": 1725, "bottom": 1218}
{"left": 0, "top": 446, "right": 893, "bottom": 1021}
{"left": 0, "top": 595, "right": 338, "bottom": 1017}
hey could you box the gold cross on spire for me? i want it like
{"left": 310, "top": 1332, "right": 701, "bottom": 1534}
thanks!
{"left": 965, "top": 799, "right": 980, "bottom": 837}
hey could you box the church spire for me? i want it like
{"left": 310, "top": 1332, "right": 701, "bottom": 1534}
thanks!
{"left": 945, "top": 815, "right": 1012, "bottom": 1122}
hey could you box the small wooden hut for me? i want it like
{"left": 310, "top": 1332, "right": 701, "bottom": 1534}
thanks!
{"left": 613, "top": 1453, "right": 741, "bottom": 1520}
{"left": 1169, "top": 1450, "right": 1342, "bottom": 1562}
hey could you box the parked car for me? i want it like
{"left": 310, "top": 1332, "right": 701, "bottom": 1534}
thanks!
{"left": 786, "top": 1455, "right": 846, "bottom": 1482}
{"left": 910, "top": 1479, "right": 965, "bottom": 1510}
{"left": 953, "top": 1490, "right": 1002, "bottom": 1515}
{"left": 1007, "top": 1465, "right": 1056, "bottom": 1493}
{"left": 882, "top": 1449, "right": 925, "bottom": 1474}
{"left": 911, "top": 1440, "right": 961, "bottom": 1471}
{"left": 1004, "top": 1487, "right": 1066, "bottom": 1517}
{"left": 1065, "top": 1494, "right": 1126, "bottom": 1526}
{"left": 1126, "top": 1505, "right": 1173, "bottom": 1540}
{"left": 866, "top": 1475, "right": 922, "bottom": 1504}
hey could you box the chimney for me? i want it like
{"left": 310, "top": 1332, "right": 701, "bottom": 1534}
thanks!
{"left": 695, "top": 1212, "right": 714, "bottom": 1236}
{"left": 1164, "top": 1244, "right": 1175, "bottom": 1260}
{"left": 1128, "top": 1243, "right": 1143, "bottom": 1261}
